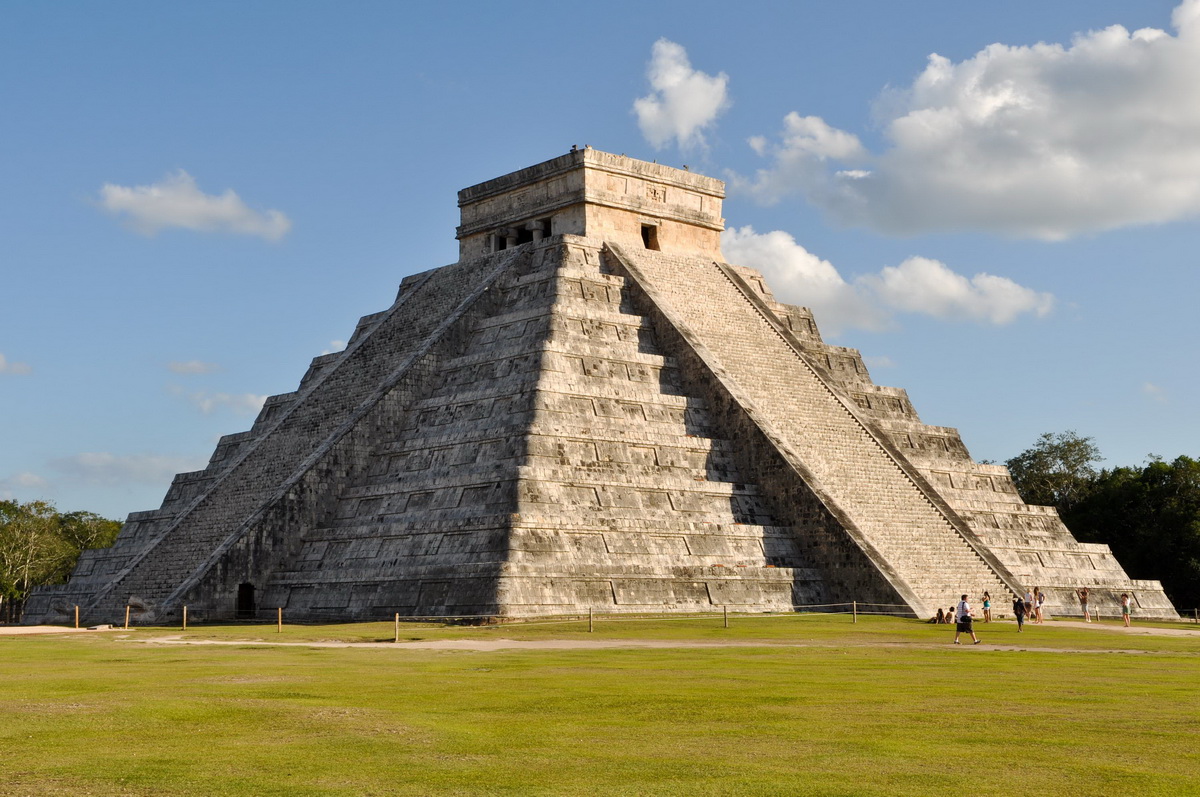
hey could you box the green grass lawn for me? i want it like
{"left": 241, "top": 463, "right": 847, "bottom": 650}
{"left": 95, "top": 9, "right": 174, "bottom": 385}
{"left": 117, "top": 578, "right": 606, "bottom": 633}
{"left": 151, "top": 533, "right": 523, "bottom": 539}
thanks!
{"left": 3, "top": 615, "right": 1199, "bottom": 796}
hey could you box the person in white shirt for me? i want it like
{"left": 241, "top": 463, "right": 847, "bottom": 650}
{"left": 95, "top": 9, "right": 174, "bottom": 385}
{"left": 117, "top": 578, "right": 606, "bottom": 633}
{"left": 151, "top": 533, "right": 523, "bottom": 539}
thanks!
{"left": 953, "top": 594, "right": 981, "bottom": 645}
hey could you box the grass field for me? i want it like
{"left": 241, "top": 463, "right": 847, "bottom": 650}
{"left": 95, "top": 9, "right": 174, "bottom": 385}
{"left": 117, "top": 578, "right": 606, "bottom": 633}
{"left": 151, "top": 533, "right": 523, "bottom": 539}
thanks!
{"left": 3, "top": 614, "right": 1199, "bottom": 796}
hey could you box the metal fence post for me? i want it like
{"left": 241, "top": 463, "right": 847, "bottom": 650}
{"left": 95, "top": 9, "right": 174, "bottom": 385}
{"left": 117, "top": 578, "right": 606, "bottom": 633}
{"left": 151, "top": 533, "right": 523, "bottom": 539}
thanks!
{"left": 853, "top": 601, "right": 857, "bottom": 623}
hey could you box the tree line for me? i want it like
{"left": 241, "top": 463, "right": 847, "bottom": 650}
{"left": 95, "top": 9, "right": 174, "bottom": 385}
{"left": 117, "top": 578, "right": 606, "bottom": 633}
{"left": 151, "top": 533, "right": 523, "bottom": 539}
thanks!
{"left": 1006, "top": 431, "right": 1200, "bottom": 612}
{"left": 0, "top": 500, "right": 121, "bottom": 622}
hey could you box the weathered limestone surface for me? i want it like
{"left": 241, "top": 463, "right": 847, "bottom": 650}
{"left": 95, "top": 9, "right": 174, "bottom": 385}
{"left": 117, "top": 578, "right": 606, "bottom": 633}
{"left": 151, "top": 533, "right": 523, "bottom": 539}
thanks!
{"left": 25, "top": 148, "right": 1176, "bottom": 624}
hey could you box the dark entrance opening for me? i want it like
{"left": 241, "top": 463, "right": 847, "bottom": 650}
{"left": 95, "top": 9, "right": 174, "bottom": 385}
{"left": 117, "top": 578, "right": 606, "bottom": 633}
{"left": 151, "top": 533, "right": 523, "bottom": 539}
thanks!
{"left": 236, "top": 583, "right": 256, "bottom": 619}
{"left": 641, "top": 224, "right": 660, "bottom": 250}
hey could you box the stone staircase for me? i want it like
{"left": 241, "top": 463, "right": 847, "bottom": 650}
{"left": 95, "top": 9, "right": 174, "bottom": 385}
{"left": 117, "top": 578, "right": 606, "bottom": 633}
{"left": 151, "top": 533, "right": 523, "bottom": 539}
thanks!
{"left": 496, "top": 239, "right": 822, "bottom": 613}
{"left": 80, "top": 251, "right": 524, "bottom": 623}
{"left": 609, "top": 244, "right": 1019, "bottom": 616}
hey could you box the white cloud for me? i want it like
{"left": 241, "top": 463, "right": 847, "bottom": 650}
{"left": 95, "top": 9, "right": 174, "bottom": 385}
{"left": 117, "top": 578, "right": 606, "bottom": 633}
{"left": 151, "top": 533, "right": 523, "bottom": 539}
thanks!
{"left": 860, "top": 256, "right": 1055, "bottom": 324}
{"left": 50, "top": 453, "right": 207, "bottom": 487}
{"left": 0, "top": 471, "right": 49, "bottom": 499}
{"left": 167, "top": 360, "right": 220, "bottom": 375}
{"left": 633, "top": 39, "right": 730, "bottom": 151}
{"left": 169, "top": 385, "right": 267, "bottom": 415}
{"left": 738, "top": 1, "right": 1200, "bottom": 239}
{"left": 721, "top": 226, "right": 1053, "bottom": 333}
{"left": 321, "top": 340, "right": 347, "bottom": 355}
{"left": 98, "top": 170, "right": 291, "bottom": 241}
{"left": 722, "top": 226, "right": 885, "bottom": 335}
{"left": 863, "top": 355, "right": 896, "bottom": 369}
{"left": 1142, "top": 382, "right": 1168, "bottom": 403}
{"left": 0, "top": 353, "right": 32, "bottom": 375}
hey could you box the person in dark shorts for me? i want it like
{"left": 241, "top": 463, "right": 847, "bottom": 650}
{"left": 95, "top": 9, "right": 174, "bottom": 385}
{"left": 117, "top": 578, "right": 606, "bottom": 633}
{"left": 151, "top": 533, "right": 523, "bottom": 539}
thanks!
{"left": 1077, "top": 587, "right": 1090, "bottom": 622}
{"left": 1012, "top": 594, "right": 1026, "bottom": 632}
{"left": 953, "top": 594, "right": 981, "bottom": 644}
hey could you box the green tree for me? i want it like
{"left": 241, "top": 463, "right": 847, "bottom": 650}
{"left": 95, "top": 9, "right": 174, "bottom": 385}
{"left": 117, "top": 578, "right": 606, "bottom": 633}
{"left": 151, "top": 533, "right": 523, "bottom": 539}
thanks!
{"left": 0, "top": 500, "right": 76, "bottom": 615}
{"left": 1005, "top": 430, "right": 1102, "bottom": 511}
{"left": 0, "top": 500, "right": 123, "bottom": 620}
{"left": 1065, "top": 456, "right": 1200, "bottom": 611}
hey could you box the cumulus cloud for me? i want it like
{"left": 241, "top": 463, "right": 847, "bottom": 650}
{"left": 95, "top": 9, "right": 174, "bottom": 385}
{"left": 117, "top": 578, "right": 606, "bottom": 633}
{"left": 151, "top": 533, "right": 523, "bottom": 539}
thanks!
{"left": 737, "top": 1, "right": 1200, "bottom": 239}
{"left": 0, "top": 471, "right": 49, "bottom": 499}
{"left": 50, "top": 453, "right": 208, "bottom": 487}
{"left": 167, "top": 360, "right": 220, "bottom": 375}
{"left": 634, "top": 39, "right": 730, "bottom": 150}
{"left": 721, "top": 226, "right": 1053, "bottom": 333}
{"left": 0, "top": 353, "right": 32, "bottom": 375}
{"left": 722, "top": 226, "right": 885, "bottom": 334}
{"left": 321, "top": 340, "right": 347, "bottom": 355}
{"left": 169, "top": 385, "right": 267, "bottom": 415}
{"left": 98, "top": 170, "right": 291, "bottom": 241}
{"left": 1142, "top": 382, "right": 1168, "bottom": 403}
{"left": 860, "top": 256, "right": 1054, "bottom": 324}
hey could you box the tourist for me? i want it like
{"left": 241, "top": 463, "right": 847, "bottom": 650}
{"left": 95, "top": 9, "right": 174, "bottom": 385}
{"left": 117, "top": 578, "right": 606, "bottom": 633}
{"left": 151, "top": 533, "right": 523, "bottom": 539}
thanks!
{"left": 953, "top": 594, "right": 981, "bottom": 645}
{"left": 1121, "top": 593, "right": 1132, "bottom": 627}
{"left": 1023, "top": 588, "right": 1034, "bottom": 620}
{"left": 1012, "top": 594, "right": 1026, "bottom": 632}
{"left": 1077, "top": 587, "right": 1091, "bottom": 622}
{"left": 982, "top": 591, "right": 992, "bottom": 623}
{"left": 934, "top": 607, "right": 945, "bottom": 624}
{"left": 1034, "top": 587, "right": 1045, "bottom": 624}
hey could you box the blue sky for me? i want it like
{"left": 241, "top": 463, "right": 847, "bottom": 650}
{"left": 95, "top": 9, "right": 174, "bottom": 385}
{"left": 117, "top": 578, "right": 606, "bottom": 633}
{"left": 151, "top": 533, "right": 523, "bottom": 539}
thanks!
{"left": 2, "top": 0, "right": 1196, "bottom": 519}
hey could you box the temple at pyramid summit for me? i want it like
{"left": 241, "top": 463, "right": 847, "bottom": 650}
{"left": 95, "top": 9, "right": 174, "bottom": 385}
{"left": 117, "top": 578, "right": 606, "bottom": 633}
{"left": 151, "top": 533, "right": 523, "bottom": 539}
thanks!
{"left": 24, "top": 149, "right": 1177, "bottom": 624}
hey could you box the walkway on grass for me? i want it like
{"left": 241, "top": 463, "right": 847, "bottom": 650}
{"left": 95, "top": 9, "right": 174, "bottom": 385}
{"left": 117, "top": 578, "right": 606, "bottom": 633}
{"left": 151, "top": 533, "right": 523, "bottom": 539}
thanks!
{"left": 117, "top": 632, "right": 1199, "bottom": 656}
{"left": 0, "top": 624, "right": 117, "bottom": 636}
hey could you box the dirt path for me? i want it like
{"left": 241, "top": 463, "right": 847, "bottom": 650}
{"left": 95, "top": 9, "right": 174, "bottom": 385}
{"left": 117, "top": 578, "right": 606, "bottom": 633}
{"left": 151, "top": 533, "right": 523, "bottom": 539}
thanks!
{"left": 0, "top": 625, "right": 117, "bottom": 636}
{"left": 8, "top": 618, "right": 1196, "bottom": 650}
{"left": 1049, "top": 619, "right": 1200, "bottom": 637}
{"left": 118, "top": 632, "right": 1197, "bottom": 656}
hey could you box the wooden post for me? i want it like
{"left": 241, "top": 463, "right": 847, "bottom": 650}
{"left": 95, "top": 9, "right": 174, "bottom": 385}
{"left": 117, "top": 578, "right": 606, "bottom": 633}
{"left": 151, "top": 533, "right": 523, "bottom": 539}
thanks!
{"left": 182, "top": 605, "right": 188, "bottom": 631}
{"left": 394, "top": 612, "right": 400, "bottom": 643}
{"left": 588, "top": 608, "right": 594, "bottom": 633}
{"left": 74, "top": 605, "right": 79, "bottom": 629}
{"left": 852, "top": 600, "right": 857, "bottom": 624}
{"left": 277, "top": 607, "right": 283, "bottom": 633}
{"left": 1193, "top": 608, "right": 1198, "bottom": 624}
{"left": 124, "top": 605, "right": 130, "bottom": 630}
{"left": 723, "top": 605, "right": 729, "bottom": 629}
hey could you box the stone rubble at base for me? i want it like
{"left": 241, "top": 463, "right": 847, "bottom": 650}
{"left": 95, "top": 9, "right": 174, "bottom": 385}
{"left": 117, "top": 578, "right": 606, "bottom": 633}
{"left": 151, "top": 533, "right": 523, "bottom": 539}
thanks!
{"left": 23, "top": 149, "right": 1177, "bottom": 625}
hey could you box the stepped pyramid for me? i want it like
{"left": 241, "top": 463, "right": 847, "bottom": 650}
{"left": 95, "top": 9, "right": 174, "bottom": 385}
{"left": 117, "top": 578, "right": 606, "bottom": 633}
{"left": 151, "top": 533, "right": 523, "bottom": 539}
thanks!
{"left": 25, "top": 149, "right": 1177, "bottom": 624}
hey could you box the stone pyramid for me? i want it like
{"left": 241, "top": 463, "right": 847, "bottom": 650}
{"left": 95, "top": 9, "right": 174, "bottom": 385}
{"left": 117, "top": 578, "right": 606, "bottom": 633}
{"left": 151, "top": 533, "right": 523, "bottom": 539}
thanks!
{"left": 25, "top": 149, "right": 1177, "bottom": 624}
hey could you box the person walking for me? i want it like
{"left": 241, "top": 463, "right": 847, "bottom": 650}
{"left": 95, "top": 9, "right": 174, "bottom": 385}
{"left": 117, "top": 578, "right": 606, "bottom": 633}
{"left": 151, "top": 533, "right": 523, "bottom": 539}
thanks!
{"left": 1077, "top": 587, "right": 1090, "bottom": 622}
{"left": 1012, "top": 594, "right": 1026, "bottom": 632}
{"left": 982, "top": 591, "right": 992, "bottom": 623}
{"left": 953, "top": 594, "right": 981, "bottom": 645}
{"left": 1023, "top": 588, "right": 1034, "bottom": 621}
{"left": 1034, "top": 588, "right": 1045, "bottom": 624}
{"left": 1121, "top": 593, "right": 1132, "bottom": 627}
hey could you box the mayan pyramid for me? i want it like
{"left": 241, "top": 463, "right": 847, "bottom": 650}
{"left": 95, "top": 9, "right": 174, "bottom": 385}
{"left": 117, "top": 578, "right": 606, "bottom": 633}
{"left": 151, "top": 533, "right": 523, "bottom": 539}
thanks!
{"left": 25, "top": 149, "right": 1177, "bottom": 624}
